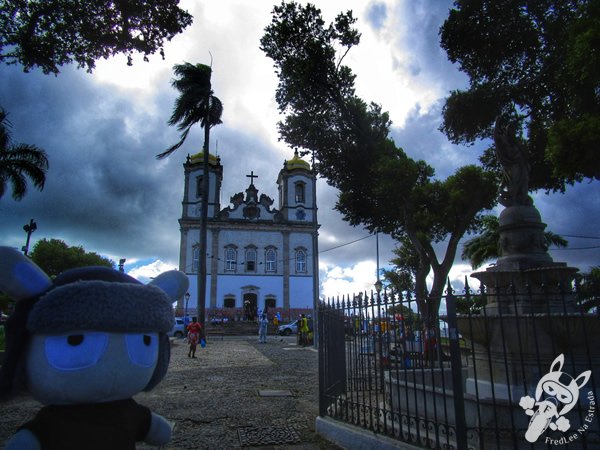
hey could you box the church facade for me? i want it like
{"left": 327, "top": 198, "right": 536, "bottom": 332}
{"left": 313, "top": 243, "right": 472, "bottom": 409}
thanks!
{"left": 177, "top": 151, "right": 318, "bottom": 320}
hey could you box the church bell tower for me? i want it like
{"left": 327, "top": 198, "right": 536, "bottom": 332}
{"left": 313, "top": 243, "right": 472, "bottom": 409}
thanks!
{"left": 179, "top": 152, "right": 222, "bottom": 274}
{"left": 277, "top": 150, "right": 315, "bottom": 223}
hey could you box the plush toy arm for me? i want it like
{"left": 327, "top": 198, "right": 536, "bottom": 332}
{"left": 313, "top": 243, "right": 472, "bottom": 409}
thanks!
{"left": 5, "top": 429, "right": 42, "bottom": 450}
{"left": 144, "top": 412, "right": 173, "bottom": 445}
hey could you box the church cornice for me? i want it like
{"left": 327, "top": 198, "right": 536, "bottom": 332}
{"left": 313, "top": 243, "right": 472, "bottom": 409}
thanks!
{"left": 178, "top": 217, "right": 317, "bottom": 233}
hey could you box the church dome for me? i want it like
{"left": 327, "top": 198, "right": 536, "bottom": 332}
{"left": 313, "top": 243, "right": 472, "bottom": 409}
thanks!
{"left": 285, "top": 150, "right": 311, "bottom": 171}
{"left": 188, "top": 152, "right": 220, "bottom": 166}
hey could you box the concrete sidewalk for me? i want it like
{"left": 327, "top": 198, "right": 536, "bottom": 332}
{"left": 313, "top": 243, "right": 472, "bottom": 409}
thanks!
{"left": 0, "top": 335, "right": 340, "bottom": 450}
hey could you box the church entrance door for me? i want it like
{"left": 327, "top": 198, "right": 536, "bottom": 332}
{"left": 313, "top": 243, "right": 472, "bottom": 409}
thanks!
{"left": 243, "top": 293, "right": 257, "bottom": 321}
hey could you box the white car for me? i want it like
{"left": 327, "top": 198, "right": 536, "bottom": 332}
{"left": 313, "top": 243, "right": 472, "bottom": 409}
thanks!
{"left": 278, "top": 320, "right": 299, "bottom": 336}
{"left": 167, "top": 317, "right": 186, "bottom": 338}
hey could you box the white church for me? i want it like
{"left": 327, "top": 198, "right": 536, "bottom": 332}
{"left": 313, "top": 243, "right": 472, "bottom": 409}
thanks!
{"left": 176, "top": 150, "right": 319, "bottom": 320}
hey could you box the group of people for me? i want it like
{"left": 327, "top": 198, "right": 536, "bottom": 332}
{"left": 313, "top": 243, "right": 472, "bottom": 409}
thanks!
{"left": 258, "top": 310, "right": 282, "bottom": 343}
{"left": 182, "top": 312, "right": 312, "bottom": 351}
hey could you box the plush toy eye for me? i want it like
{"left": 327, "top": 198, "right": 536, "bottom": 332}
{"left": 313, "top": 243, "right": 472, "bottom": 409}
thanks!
{"left": 45, "top": 333, "right": 109, "bottom": 371}
{"left": 125, "top": 333, "right": 158, "bottom": 368}
{"left": 67, "top": 334, "right": 84, "bottom": 346}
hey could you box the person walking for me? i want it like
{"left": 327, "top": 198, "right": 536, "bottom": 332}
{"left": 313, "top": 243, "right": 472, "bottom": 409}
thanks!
{"left": 187, "top": 317, "right": 202, "bottom": 358}
{"left": 258, "top": 313, "right": 268, "bottom": 343}
{"left": 299, "top": 314, "right": 309, "bottom": 347}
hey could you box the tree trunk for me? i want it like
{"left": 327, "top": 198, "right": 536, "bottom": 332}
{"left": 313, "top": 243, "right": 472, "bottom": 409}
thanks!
{"left": 197, "top": 122, "right": 210, "bottom": 327}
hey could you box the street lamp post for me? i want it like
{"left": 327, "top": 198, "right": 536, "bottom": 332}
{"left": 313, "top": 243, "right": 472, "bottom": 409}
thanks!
{"left": 22, "top": 219, "right": 37, "bottom": 256}
{"left": 184, "top": 292, "right": 190, "bottom": 323}
{"left": 374, "top": 279, "right": 383, "bottom": 296}
{"left": 375, "top": 231, "right": 382, "bottom": 297}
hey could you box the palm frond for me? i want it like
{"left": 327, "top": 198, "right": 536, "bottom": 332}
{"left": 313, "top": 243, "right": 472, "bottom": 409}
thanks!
{"left": 156, "top": 126, "right": 192, "bottom": 159}
{"left": 162, "top": 61, "right": 223, "bottom": 157}
{"left": 0, "top": 142, "right": 49, "bottom": 200}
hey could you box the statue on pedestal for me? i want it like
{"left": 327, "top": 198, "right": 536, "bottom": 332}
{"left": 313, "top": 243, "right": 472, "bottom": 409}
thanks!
{"left": 493, "top": 115, "right": 532, "bottom": 207}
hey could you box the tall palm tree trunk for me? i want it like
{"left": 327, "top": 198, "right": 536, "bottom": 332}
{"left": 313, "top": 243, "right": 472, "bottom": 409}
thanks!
{"left": 197, "top": 122, "right": 210, "bottom": 327}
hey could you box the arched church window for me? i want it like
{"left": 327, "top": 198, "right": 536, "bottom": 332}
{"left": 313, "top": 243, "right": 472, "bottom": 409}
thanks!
{"left": 196, "top": 175, "right": 203, "bottom": 199}
{"left": 295, "top": 182, "right": 305, "bottom": 203}
{"left": 295, "top": 248, "right": 307, "bottom": 273}
{"left": 225, "top": 246, "right": 237, "bottom": 272}
{"left": 265, "top": 296, "right": 276, "bottom": 309}
{"left": 223, "top": 296, "right": 236, "bottom": 308}
{"left": 265, "top": 248, "right": 277, "bottom": 273}
{"left": 245, "top": 247, "right": 257, "bottom": 272}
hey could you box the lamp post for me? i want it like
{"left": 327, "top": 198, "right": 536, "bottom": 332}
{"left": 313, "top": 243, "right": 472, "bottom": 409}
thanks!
{"left": 375, "top": 231, "right": 382, "bottom": 297}
{"left": 22, "top": 219, "right": 37, "bottom": 256}
{"left": 184, "top": 292, "right": 190, "bottom": 323}
{"left": 118, "top": 258, "right": 126, "bottom": 272}
{"left": 374, "top": 279, "right": 383, "bottom": 296}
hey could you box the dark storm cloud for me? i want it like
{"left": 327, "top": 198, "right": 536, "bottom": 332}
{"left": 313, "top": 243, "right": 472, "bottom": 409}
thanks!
{"left": 0, "top": 64, "right": 188, "bottom": 262}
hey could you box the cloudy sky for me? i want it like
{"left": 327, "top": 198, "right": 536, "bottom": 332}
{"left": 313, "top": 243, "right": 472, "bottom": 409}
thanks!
{"left": 1, "top": 0, "right": 598, "bottom": 298}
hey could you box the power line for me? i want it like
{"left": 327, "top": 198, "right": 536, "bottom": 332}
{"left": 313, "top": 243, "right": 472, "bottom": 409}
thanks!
{"left": 320, "top": 234, "right": 373, "bottom": 254}
{"left": 550, "top": 245, "right": 600, "bottom": 251}
{"left": 561, "top": 234, "right": 600, "bottom": 240}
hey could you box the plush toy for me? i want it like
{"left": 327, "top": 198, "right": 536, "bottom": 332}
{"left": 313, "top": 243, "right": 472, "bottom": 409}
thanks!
{"left": 0, "top": 246, "right": 189, "bottom": 450}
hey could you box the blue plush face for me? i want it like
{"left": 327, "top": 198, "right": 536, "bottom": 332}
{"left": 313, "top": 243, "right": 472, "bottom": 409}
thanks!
{"left": 25, "top": 331, "right": 159, "bottom": 405}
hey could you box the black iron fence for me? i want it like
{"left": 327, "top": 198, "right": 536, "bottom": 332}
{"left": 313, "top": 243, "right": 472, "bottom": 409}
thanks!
{"left": 318, "top": 279, "right": 600, "bottom": 449}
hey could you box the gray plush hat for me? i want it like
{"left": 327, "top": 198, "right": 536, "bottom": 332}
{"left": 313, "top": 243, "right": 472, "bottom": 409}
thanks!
{"left": 27, "top": 280, "right": 174, "bottom": 334}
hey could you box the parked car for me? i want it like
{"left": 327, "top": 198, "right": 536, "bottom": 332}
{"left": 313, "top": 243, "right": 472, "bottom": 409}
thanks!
{"left": 167, "top": 317, "right": 186, "bottom": 338}
{"left": 278, "top": 320, "right": 299, "bottom": 336}
{"left": 278, "top": 318, "right": 313, "bottom": 336}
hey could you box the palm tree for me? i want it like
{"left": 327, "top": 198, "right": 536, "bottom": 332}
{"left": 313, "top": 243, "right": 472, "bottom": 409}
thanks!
{"left": 158, "top": 62, "right": 223, "bottom": 327}
{"left": 0, "top": 108, "right": 49, "bottom": 201}
{"left": 461, "top": 215, "right": 568, "bottom": 269}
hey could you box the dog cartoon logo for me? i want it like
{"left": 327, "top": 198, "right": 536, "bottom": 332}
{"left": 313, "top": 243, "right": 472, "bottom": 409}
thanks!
{"left": 520, "top": 354, "right": 591, "bottom": 443}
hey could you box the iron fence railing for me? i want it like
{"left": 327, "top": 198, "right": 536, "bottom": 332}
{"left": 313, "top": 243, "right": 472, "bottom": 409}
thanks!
{"left": 318, "top": 280, "right": 600, "bottom": 449}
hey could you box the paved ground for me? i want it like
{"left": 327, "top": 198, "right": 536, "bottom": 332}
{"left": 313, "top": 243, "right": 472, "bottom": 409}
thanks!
{"left": 0, "top": 335, "right": 341, "bottom": 450}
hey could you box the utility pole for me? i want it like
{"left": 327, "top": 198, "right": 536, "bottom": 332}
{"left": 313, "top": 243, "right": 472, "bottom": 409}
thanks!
{"left": 22, "top": 219, "right": 37, "bottom": 256}
{"left": 311, "top": 152, "right": 320, "bottom": 348}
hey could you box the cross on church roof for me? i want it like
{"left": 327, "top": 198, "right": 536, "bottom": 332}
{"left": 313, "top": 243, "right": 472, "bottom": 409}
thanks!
{"left": 247, "top": 171, "right": 258, "bottom": 185}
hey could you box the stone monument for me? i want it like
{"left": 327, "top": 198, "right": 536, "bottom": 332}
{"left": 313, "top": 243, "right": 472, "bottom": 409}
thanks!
{"left": 462, "top": 115, "right": 595, "bottom": 401}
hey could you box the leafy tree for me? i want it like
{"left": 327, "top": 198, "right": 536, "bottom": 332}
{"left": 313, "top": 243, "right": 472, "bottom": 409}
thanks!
{"left": 0, "top": 0, "right": 193, "bottom": 74}
{"left": 30, "top": 238, "right": 114, "bottom": 278}
{"left": 439, "top": 0, "right": 600, "bottom": 192}
{"left": 576, "top": 266, "right": 600, "bottom": 313}
{"left": 0, "top": 108, "right": 48, "bottom": 200}
{"left": 382, "top": 237, "right": 420, "bottom": 293}
{"left": 261, "top": 2, "right": 498, "bottom": 318}
{"left": 158, "top": 62, "right": 223, "bottom": 326}
{"left": 461, "top": 215, "right": 569, "bottom": 269}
